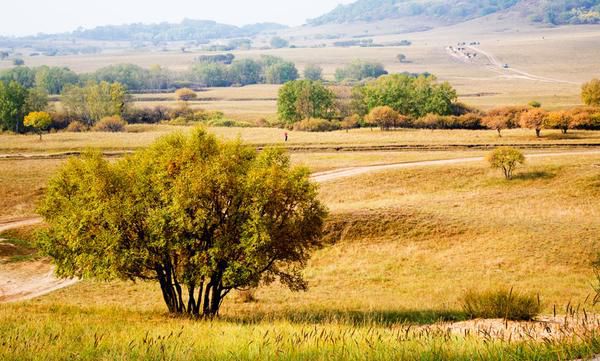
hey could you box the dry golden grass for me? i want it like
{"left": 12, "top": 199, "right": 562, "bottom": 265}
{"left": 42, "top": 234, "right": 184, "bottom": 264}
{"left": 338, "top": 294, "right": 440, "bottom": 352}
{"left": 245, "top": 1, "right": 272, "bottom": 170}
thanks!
{"left": 1, "top": 126, "right": 599, "bottom": 154}
{"left": 15, "top": 153, "right": 599, "bottom": 317}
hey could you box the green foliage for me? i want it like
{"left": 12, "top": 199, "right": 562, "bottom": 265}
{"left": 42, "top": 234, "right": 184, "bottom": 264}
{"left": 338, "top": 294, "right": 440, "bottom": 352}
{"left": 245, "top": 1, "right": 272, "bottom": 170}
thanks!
{"left": 334, "top": 60, "right": 387, "bottom": 82}
{"left": 0, "top": 80, "right": 29, "bottom": 132}
{"left": 62, "top": 81, "right": 129, "bottom": 125}
{"left": 270, "top": 36, "right": 289, "bottom": 49}
{"left": 34, "top": 66, "right": 79, "bottom": 94}
{"left": 264, "top": 61, "right": 299, "bottom": 84}
{"left": 487, "top": 147, "right": 525, "bottom": 180}
{"left": 303, "top": 64, "right": 323, "bottom": 81}
{"left": 277, "top": 80, "right": 336, "bottom": 123}
{"left": 352, "top": 73, "right": 457, "bottom": 118}
{"left": 229, "top": 59, "right": 263, "bottom": 86}
{"left": 582, "top": 78, "right": 600, "bottom": 106}
{"left": 191, "top": 62, "right": 231, "bottom": 87}
{"left": 37, "top": 128, "right": 327, "bottom": 317}
{"left": 461, "top": 288, "right": 542, "bottom": 321}
{"left": 292, "top": 118, "right": 341, "bottom": 132}
{"left": 528, "top": 100, "right": 542, "bottom": 108}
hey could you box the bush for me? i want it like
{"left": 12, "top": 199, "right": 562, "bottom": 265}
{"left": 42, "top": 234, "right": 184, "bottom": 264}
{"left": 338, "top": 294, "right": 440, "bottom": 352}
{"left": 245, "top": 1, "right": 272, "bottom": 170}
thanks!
{"left": 461, "top": 288, "right": 542, "bottom": 321}
{"left": 487, "top": 147, "right": 525, "bottom": 180}
{"left": 66, "top": 121, "right": 88, "bottom": 132}
{"left": 93, "top": 116, "right": 127, "bottom": 132}
{"left": 206, "top": 118, "right": 251, "bottom": 128}
{"left": 123, "top": 106, "right": 169, "bottom": 124}
{"left": 292, "top": 118, "right": 341, "bottom": 132}
{"left": 175, "top": 88, "right": 197, "bottom": 101}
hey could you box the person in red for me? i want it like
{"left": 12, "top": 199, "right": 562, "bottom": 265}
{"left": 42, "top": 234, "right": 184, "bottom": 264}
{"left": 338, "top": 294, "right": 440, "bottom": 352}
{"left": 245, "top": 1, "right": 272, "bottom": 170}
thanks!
{"left": 284, "top": 132, "right": 288, "bottom": 142}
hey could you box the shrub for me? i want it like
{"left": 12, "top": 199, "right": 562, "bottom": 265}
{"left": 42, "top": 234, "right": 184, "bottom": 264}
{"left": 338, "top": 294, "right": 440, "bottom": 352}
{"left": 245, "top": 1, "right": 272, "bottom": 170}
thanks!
{"left": 340, "top": 114, "right": 360, "bottom": 132}
{"left": 461, "top": 288, "right": 542, "bottom": 321}
{"left": 365, "top": 106, "right": 400, "bottom": 130}
{"left": 93, "top": 116, "right": 127, "bottom": 132}
{"left": 66, "top": 121, "right": 88, "bottom": 132}
{"left": 206, "top": 118, "right": 251, "bottom": 128}
{"left": 487, "top": 147, "right": 525, "bottom": 180}
{"left": 123, "top": 106, "right": 168, "bottom": 124}
{"left": 175, "top": 88, "right": 197, "bottom": 101}
{"left": 292, "top": 118, "right": 341, "bottom": 132}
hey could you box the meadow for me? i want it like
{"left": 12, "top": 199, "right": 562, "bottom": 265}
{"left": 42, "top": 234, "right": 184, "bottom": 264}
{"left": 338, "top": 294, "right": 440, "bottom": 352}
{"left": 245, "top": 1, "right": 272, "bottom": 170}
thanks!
{"left": 1, "top": 140, "right": 600, "bottom": 359}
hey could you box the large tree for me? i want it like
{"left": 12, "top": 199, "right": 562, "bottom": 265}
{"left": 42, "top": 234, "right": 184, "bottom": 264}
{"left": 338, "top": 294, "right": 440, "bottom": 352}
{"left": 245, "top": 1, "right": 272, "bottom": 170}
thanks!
{"left": 352, "top": 73, "right": 457, "bottom": 118}
{"left": 62, "top": 81, "right": 128, "bottom": 125}
{"left": 277, "top": 80, "right": 336, "bottom": 123}
{"left": 0, "top": 80, "right": 29, "bottom": 132}
{"left": 519, "top": 108, "right": 547, "bottom": 137}
{"left": 38, "top": 128, "right": 327, "bottom": 317}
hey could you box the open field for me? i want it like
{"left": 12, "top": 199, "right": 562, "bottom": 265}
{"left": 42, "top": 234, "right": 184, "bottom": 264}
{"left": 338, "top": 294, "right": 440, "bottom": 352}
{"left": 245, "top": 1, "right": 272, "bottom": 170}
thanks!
{"left": 1, "top": 151, "right": 600, "bottom": 359}
{"left": 2, "top": 126, "right": 600, "bottom": 154}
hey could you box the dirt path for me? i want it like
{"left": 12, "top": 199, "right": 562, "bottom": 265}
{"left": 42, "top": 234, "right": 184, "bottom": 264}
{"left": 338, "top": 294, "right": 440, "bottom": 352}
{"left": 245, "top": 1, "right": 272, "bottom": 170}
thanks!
{"left": 2, "top": 150, "right": 600, "bottom": 303}
{"left": 311, "top": 150, "right": 600, "bottom": 183}
{"left": 446, "top": 45, "right": 577, "bottom": 84}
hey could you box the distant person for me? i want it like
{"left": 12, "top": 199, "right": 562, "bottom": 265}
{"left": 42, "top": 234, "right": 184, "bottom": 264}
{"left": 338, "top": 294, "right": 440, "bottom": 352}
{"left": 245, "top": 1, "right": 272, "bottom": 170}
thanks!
{"left": 284, "top": 132, "right": 288, "bottom": 142}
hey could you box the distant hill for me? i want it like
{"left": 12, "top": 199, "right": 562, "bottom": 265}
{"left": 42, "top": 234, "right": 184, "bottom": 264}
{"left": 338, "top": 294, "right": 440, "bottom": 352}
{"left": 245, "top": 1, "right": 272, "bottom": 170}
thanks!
{"left": 308, "top": 0, "right": 600, "bottom": 26}
{"left": 15, "top": 20, "right": 287, "bottom": 42}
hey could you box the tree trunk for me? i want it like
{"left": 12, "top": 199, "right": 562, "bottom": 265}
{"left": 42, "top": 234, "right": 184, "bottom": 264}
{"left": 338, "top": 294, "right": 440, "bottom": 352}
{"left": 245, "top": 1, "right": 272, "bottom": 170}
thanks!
{"left": 535, "top": 129, "right": 541, "bottom": 137}
{"left": 497, "top": 129, "right": 502, "bottom": 137}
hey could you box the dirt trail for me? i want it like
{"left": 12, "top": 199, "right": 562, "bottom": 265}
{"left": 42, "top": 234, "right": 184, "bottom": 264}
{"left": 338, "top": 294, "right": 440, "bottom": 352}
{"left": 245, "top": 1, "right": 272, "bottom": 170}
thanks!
{"left": 446, "top": 45, "right": 577, "bottom": 84}
{"left": 312, "top": 150, "right": 600, "bottom": 183}
{"left": 2, "top": 150, "right": 600, "bottom": 303}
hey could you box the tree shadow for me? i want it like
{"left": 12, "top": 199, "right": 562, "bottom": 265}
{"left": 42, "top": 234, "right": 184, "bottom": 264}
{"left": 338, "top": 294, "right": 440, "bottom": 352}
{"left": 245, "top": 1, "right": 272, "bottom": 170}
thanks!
{"left": 543, "top": 133, "right": 581, "bottom": 140}
{"left": 221, "top": 309, "right": 467, "bottom": 326}
{"left": 512, "top": 171, "right": 555, "bottom": 181}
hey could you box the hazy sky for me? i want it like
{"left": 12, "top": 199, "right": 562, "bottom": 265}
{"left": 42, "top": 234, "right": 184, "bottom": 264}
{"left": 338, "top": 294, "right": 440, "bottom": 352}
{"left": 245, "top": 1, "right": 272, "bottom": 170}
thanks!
{"left": 0, "top": 0, "right": 355, "bottom": 36}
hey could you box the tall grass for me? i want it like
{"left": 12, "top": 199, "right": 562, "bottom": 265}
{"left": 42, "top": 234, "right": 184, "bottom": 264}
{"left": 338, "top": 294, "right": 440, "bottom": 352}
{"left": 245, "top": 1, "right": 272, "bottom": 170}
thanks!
{"left": 461, "top": 288, "right": 542, "bottom": 321}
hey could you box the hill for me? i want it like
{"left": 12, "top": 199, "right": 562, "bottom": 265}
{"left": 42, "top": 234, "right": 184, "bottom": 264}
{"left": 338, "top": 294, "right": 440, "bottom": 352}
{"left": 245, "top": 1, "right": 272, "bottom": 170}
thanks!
{"left": 308, "top": 0, "right": 600, "bottom": 26}
{"left": 5, "top": 19, "right": 287, "bottom": 43}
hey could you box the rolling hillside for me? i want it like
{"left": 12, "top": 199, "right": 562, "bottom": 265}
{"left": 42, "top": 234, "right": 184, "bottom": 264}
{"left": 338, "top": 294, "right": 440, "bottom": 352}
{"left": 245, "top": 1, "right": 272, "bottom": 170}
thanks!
{"left": 308, "top": 0, "right": 600, "bottom": 26}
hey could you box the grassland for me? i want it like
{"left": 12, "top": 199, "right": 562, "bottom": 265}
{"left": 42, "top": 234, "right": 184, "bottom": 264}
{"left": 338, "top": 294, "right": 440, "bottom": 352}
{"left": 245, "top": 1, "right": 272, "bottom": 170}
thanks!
{"left": 1, "top": 149, "right": 600, "bottom": 359}
{"left": 2, "top": 126, "right": 600, "bottom": 154}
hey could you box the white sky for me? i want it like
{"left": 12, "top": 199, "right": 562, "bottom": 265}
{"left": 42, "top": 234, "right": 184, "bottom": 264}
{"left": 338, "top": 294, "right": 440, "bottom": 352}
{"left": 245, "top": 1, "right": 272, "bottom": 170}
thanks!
{"left": 0, "top": 0, "right": 355, "bottom": 36}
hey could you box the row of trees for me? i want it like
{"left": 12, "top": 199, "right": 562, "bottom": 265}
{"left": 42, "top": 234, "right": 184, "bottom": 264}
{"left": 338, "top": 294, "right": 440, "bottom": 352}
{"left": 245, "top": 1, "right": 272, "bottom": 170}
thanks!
{"left": 277, "top": 74, "right": 459, "bottom": 126}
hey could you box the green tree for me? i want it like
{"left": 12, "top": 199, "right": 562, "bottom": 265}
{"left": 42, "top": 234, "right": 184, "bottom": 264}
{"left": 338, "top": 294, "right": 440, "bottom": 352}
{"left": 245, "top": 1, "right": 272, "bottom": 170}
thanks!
{"left": 62, "top": 81, "right": 129, "bottom": 125}
{"left": 265, "top": 62, "right": 299, "bottom": 84}
{"left": 270, "top": 36, "right": 289, "bottom": 49}
{"left": 277, "top": 80, "right": 335, "bottom": 123}
{"left": 487, "top": 147, "right": 525, "bottom": 180}
{"left": 38, "top": 128, "right": 327, "bottom": 317}
{"left": 25, "top": 87, "right": 49, "bottom": 112}
{"left": 0, "top": 81, "right": 29, "bottom": 132}
{"left": 303, "top": 64, "right": 323, "bottom": 81}
{"left": 24, "top": 111, "right": 52, "bottom": 140}
{"left": 582, "top": 79, "right": 600, "bottom": 106}
{"left": 191, "top": 62, "right": 231, "bottom": 87}
{"left": 353, "top": 73, "right": 457, "bottom": 118}
{"left": 34, "top": 66, "right": 80, "bottom": 94}
{"left": 229, "top": 59, "right": 263, "bottom": 86}
{"left": 335, "top": 60, "right": 387, "bottom": 82}
{"left": 0, "top": 66, "right": 36, "bottom": 88}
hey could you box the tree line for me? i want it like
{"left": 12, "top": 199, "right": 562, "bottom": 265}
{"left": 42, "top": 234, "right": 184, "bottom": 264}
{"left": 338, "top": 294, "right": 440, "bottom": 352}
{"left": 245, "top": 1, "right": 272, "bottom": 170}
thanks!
{"left": 0, "top": 58, "right": 390, "bottom": 94}
{"left": 276, "top": 76, "right": 600, "bottom": 133}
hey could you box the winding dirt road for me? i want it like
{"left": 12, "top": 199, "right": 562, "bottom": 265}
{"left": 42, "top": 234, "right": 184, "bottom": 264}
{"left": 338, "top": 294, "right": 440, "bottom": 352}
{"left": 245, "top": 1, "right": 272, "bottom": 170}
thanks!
{"left": 446, "top": 45, "right": 577, "bottom": 84}
{"left": 2, "top": 150, "right": 600, "bottom": 303}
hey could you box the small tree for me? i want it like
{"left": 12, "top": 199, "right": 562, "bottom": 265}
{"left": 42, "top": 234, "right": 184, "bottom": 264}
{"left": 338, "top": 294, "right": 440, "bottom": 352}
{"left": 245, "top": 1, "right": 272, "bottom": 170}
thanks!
{"left": 365, "top": 106, "right": 400, "bottom": 131}
{"left": 303, "top": 64, "right": 323, "bottom": 81}
{"left": 519, "top": 108, "right": 547, "bottom": 137}
{"left": 582, "top": 79, "right": 600, "bottom": 106}
{"left": 396, "top": 54, "right": 408, "bottom": 63}
{"left": 482, "top": 114, "right": 509, "bottom": 137}
{"left": 24, "top": 111, "right": 52, "bottom": 140}
{"left": 487, "top": 147, "right": 525, "bottom": 180}
{"left": 38, "top": 128, "right": 327, "bottom": 317}
{"left": 547, "top": 110, "right": 573, "bottom": 134}
{"left": 340, "top": 114, "right": 360, "bottom": 132}
{"left": 270, "top": 36, "right": 289, "bottom": 49}
{"left": 175, "top": 88, "right": 197, "bottom": 102}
